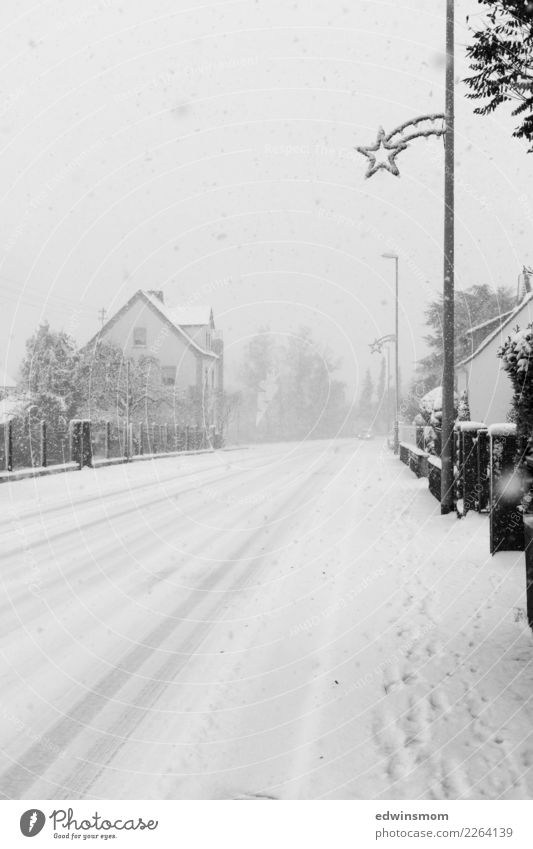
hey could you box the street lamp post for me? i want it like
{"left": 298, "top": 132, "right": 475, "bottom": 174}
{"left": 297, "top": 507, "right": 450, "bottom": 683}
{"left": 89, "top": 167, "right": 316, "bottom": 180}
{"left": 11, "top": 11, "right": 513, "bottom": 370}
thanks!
{"left": 382, "top": 252, "right": 400, "bottom": 453}
{"left": 356, "top": 0, "right": 455, "bottom": 513}
{"left": 370, "top": 333, "right": 396, "bottom": 446}
{"left": 440, "top": 0, "right": 455, "bottom": 514}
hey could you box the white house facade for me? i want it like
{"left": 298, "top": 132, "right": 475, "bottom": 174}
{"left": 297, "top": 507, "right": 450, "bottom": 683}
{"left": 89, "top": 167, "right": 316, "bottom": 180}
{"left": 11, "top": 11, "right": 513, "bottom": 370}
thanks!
{"left": 84, "top": 289, "right": 223, "bottom": 423}
{"left": 456, "top": 291, "right": 533, "bottom": 425}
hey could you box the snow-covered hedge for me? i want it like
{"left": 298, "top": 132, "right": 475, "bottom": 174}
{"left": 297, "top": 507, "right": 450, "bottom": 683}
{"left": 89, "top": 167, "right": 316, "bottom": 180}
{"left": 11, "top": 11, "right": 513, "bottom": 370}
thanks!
{"left": 499, "top": 326, "right": 533, "bottom": 375}
{"left": 498, "top": 325, "right": 533, "bottom": 457}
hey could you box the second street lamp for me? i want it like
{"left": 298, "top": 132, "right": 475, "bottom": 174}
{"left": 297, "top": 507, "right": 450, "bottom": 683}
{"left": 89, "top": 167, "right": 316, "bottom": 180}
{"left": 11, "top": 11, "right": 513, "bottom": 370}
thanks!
{"left": 382, "top": 252, "right": 400, "bottom": 454}
{"left": 370, "top": 334, "right": 395, "bottom": 443}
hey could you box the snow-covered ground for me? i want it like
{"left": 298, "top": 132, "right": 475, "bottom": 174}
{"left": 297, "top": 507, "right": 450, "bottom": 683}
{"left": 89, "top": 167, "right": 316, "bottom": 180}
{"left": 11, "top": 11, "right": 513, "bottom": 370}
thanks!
{"left": 0, "top": 439, "right": 531, "bottom": 800}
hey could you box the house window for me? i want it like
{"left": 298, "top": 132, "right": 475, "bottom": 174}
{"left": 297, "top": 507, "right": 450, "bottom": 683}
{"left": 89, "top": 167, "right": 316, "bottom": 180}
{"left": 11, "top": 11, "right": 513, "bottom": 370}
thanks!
{"left": 133, "top": 327, "right": 147, "bottom": 347}
{"left": 162, "top": 366, "right": 176, "bottom": 386}
{"left": 211, "top": 369, "right": 215, "bottom": 388}
{"left": 206, "top": 331, "right": 211, "bottom": 350}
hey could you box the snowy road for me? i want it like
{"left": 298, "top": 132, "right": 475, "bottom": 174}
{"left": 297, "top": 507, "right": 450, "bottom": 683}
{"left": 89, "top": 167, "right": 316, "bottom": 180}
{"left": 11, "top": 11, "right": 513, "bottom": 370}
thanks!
{"left": 0, "top": 439, "right": 532, "bottom": 800}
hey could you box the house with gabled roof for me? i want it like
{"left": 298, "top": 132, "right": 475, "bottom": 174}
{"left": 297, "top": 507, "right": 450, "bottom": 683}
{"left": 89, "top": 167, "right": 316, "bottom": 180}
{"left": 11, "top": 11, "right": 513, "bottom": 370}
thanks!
{"left": 84, "top": 289, "right": 223, "bottom": 424}
{"left": 456, "top": 276, "right": 533, "bottom": 425}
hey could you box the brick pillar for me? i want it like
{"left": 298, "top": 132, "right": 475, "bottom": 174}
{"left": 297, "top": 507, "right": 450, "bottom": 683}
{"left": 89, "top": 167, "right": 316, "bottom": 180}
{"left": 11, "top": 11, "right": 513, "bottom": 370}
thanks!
{"left": 460, "top": 423, "right": 486, "bottom": 516}
{"left": 489, "top": 424, "right": 523, "bottom": 554}
{"left": 476, "top": 428, "right": 489, "bottom": 512}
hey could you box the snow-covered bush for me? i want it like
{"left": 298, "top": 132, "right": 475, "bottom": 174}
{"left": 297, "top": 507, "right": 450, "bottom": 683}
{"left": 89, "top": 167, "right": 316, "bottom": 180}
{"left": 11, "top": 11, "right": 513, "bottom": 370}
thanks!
{"left": 417, "top": 386, "right": 458, "bottom": 456}
{"left": 497, "top": 326, "right": 533, "bottom": 515}
{"left": 457, "top": 390, "right": 471, "bottom": 421}
{"left": 498, "top": 324, "right": 533, "bottom": 457}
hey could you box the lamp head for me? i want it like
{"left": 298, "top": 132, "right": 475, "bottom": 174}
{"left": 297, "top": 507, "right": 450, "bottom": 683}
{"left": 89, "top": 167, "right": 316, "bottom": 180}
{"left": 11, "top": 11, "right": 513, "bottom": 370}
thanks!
{"left": 381, "top": 251, "right": 398, "bottom": 260}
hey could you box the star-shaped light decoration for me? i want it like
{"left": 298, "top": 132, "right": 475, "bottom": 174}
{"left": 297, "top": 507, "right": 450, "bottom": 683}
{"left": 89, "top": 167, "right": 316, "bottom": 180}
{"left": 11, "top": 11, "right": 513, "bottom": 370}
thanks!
{"left": 356, "top": 127, "right": 407, "bottom": 179}
{"left": 369, "top": 338, "right": 384, "bottom": 354}
{"left": 356, "top": 115, "right": 446, "bottom": 180}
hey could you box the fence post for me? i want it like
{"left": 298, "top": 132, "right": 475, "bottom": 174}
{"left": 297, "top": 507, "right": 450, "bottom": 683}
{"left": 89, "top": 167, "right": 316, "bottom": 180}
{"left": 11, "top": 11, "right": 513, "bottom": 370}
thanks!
{"left": 104, "top": 421, "right": 110, "bottom": 459}
{"left": 128, "top": 422, "right": 134, "bottom": 458}
{"left": 489, "top": 423, "right": 524, "bottom": 554}
{"left": 459, "top": 422, "right": 485, "bottom": 516}
{"left": 476, "top": 427, "right": 489, "bottom": 512}
{"left": 524, "top": 516, "right": 533, "bottom": 630}
{"left": 40, "top": 420, "right": 47, "bottom": 468}
{"left": 69, "top": 420, "right": 93, "bottom": 469}
{"left": 69, "top": 420, "right": 81, "bottom": 469}
{"left": 185, "top": 425, "right": 190, "bottom": 451}
{"left": 139, "top": 422, "right": 144, "bottom": 455}
{"left": 5, "top": 419, "right": 13, "bottom": 471}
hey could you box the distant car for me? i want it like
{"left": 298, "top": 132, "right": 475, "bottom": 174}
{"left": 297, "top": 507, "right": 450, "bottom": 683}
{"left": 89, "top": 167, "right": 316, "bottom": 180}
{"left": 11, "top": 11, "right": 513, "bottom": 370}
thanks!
{"left": 356, "top": 429, "right": 374, "bottom": 440}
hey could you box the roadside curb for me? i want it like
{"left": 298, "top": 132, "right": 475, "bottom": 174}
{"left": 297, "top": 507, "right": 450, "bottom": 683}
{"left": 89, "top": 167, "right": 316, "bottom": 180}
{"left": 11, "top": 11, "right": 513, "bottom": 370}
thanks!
{"left": 0, "top": 446, "right": 250, "bottom": 484}
{"left": 0, "top": 462, "right": 79, "bottom": 484}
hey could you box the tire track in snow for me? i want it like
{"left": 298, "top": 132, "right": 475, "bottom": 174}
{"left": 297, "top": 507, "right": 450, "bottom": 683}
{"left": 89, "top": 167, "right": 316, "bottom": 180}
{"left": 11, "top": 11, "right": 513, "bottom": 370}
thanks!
{"left": 0, "top": 450, "right": 291, "bottom": 562}
{"left": 0, "top": 451, "right": 331, "bottom": 799}
{"left": 0, "top": 451, "right": 300, "bottom": 630}
{"left": 0, "top": 447, "right": 276, "bottom": 530}
{"left": 37, "top": 460, "right": 329, "bottom": 799}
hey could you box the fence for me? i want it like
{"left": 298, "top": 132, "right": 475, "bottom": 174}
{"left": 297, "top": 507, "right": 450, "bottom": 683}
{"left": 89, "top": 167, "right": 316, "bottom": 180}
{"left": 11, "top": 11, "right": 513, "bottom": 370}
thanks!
{"left": 1, "top": 418, "right": 70, "bottom": 471}
{"left": 1, "top": 417, "right": 223, "bottom": 476}
{"left": 398, "top": 420, "right": 519, "bottom": 543}
{"left": 89, "top": 421, "right": 219, "bottom": 461}
{"left": 397, "top": 417, "right": 533, "bottom": 632}
{"left": 398, "top": 423, "right": 431, "bottom": 479}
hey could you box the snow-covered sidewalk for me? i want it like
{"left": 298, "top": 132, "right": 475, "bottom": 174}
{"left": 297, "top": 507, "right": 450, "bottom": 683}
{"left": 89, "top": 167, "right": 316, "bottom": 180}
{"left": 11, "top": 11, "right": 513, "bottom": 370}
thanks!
{"left": 0, "top": 439, "right": 531, "bottom": 800}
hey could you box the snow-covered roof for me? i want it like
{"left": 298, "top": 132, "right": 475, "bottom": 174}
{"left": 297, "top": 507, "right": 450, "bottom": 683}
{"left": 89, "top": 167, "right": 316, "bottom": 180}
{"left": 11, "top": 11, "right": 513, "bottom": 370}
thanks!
{"left": 141, "top": 292, "right": 217, "bottom": 356}
{"left": 457, "top": 291, "right": 533, "bottom": 368}
{"left": 419, "top": 386, "right": 458, "bottom": 413}
{"left": 84, "top": 290, "right": 218, "bottom": 359}
{"left": 165, "top": 305, "right": 213, "bottom": 326}
{"left": 465, "top": 310, "right": 513, "bottom": 336}
{"left": 420, "top": 386, "right": 442, "bottom": 410}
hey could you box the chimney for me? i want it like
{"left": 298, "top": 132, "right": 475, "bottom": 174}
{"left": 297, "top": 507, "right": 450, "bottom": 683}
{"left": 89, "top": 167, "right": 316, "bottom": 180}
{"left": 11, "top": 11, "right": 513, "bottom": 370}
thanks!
{"left": 148, "top": 290, "right": 164, "bottom": 303}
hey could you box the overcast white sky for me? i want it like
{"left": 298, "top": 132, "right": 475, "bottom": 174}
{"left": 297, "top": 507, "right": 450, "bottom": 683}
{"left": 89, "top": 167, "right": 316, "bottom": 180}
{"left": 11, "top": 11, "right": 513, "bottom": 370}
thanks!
{"left": 0, "top": 0, "right": 532, "bottom": 399}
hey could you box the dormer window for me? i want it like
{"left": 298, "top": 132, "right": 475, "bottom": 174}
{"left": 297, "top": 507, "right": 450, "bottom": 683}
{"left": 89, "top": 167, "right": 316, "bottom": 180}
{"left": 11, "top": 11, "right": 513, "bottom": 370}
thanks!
{"left": 133, "top": 327, "right": 147, "bottom": 347}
